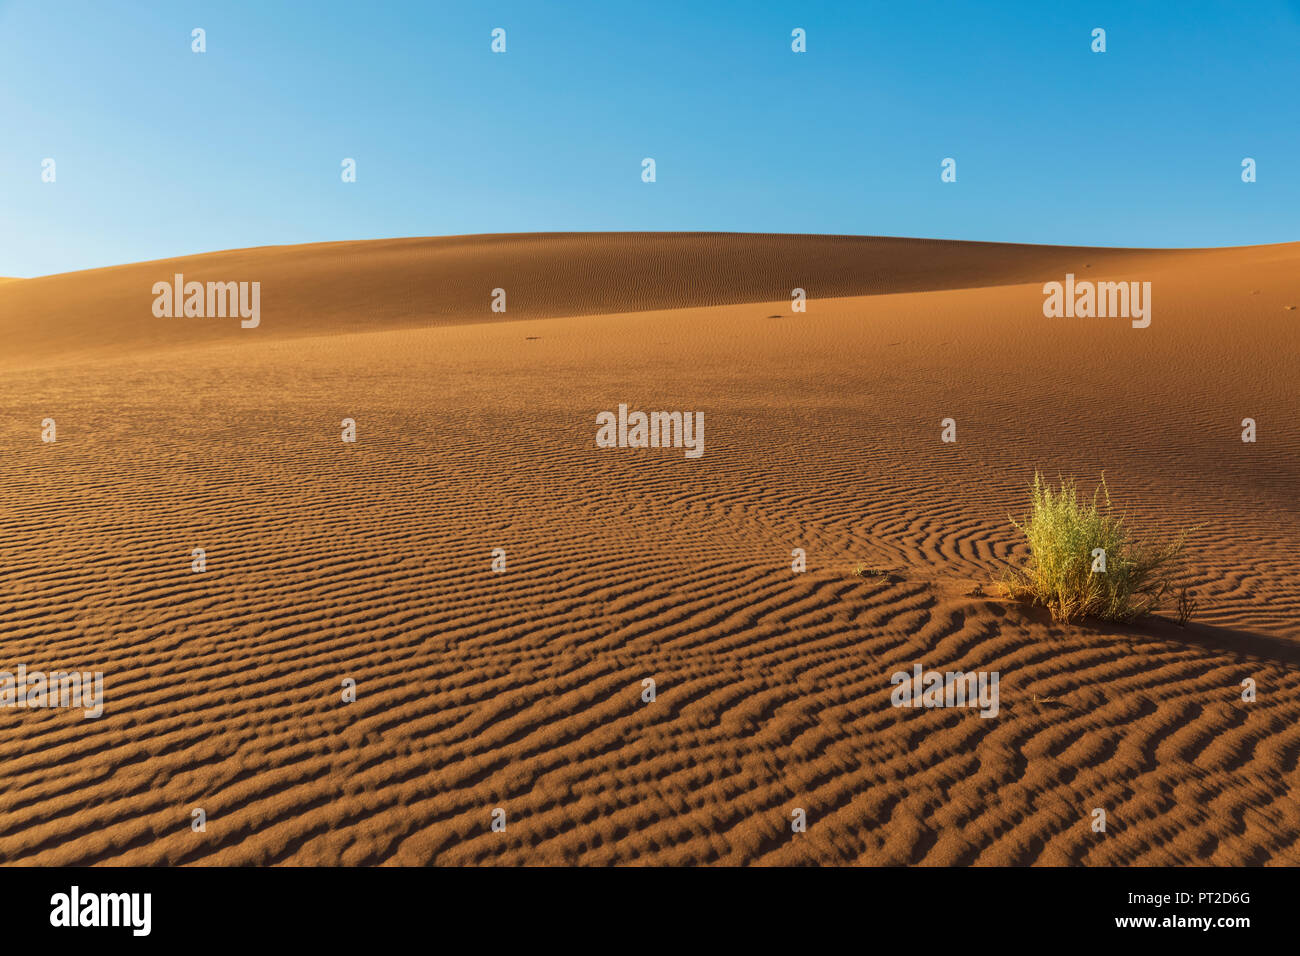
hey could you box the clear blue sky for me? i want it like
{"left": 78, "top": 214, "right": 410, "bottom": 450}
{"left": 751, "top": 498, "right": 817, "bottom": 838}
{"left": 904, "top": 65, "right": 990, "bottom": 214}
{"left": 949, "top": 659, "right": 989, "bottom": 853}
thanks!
{"left": 2, "top": 0, "right": 1298, "bottom": 277}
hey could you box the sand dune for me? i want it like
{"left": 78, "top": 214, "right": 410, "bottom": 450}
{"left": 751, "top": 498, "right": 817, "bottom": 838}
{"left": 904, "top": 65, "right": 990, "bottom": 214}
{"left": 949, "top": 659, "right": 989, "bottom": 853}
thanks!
{"left": 0, "top": 233, "right": 1297, "bottom": 865}
{"left": 5, "top": 232, "right": 1287, "bottom": 367}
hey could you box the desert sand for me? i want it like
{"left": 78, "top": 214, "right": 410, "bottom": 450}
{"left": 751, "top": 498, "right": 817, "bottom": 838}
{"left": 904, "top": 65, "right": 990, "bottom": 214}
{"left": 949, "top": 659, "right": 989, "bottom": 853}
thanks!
{"left": 0, "top": 233, "right": 1296, "bottom": 865}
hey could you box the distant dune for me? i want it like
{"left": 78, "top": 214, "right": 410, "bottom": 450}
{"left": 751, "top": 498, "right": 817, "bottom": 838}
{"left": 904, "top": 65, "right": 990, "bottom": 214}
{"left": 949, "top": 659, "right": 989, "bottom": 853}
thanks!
{"left": 5, "top": 232, "right": 1296, "bottom": 366}
{"left": 0, "top": 234, "right": 1296, "bottom": 865}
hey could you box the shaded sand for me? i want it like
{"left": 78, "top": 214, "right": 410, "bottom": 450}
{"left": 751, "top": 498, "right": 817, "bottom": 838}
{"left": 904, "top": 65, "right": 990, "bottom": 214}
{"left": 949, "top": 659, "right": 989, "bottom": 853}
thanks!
{"left": 0, "top": 233, "right": 1297, "bottom": 865}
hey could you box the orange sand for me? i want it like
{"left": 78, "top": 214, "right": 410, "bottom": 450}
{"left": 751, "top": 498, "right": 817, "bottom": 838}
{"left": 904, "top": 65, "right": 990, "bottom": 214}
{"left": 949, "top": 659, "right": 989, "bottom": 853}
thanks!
{"left": 0, "top": 234, "right": 1296, "bottom": 864}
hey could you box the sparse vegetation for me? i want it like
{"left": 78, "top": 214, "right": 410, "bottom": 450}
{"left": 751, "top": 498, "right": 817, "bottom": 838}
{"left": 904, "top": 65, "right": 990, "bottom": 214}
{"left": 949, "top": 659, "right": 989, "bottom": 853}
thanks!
{"left": 1175, "top": 586, "right": 1197, "bottom": 627}
{"left": 999, "top": 472, "right": 1192, "bottom": 624}
{"left": 853, "top": 565, "right": 889, "bottom": 579}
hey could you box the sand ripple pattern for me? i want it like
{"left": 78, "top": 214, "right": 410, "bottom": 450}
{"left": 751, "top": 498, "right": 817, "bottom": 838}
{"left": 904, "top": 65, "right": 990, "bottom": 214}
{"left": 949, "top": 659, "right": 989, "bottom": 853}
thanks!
{"left": 0, "top": 235, "right": 1297, "bottom": 865}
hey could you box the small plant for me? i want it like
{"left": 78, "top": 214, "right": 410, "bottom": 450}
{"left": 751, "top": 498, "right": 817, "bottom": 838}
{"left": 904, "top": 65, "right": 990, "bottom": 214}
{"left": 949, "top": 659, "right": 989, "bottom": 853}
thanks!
{"left": 1175, "top": 586, "right": 1197, "bottom": 627}
{"left": 853, "top": 565, "right": 889, "bottom": 579}
{"left": 999, "top": 472, "right": 1192, "bottom": 624}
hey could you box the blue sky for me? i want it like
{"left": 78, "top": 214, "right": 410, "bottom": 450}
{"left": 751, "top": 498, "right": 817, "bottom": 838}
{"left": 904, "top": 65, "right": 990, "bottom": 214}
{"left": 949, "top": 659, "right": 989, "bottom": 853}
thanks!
{"left": 2, "top": 0, "right": 1298, "bottom": 276}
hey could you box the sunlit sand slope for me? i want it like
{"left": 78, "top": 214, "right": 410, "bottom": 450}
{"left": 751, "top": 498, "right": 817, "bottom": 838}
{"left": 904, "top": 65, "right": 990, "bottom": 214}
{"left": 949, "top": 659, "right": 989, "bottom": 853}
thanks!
{"left": 0, "top": 235, "right": 1297, "bottom": 865}
{"left": 1, "top": 232, "right": 1274, "bottom": 366}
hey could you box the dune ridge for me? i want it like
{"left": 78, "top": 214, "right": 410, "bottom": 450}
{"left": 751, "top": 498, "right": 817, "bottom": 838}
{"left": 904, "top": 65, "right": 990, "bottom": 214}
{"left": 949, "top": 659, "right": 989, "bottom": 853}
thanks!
{"left": 0, "top": 234, "right": 1297, "bottom": 865}
{"left": 4, "top": 232, "right": 1294, "bottom": 367}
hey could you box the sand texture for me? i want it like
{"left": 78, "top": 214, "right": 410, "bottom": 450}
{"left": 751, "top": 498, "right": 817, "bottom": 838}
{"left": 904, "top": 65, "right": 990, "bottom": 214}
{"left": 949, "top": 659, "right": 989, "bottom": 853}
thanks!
{"left": 0, "top": 233, "right": 1297, "bottom": 865}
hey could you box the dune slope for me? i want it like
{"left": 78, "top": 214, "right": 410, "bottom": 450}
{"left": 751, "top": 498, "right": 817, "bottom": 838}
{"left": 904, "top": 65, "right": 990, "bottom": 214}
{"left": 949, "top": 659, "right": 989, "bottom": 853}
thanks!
{"left": 0, "top": 232, "right": 1272, "bottom": 366}
{"left": 0, "top": 234, "right": 1297, "bottom": 865}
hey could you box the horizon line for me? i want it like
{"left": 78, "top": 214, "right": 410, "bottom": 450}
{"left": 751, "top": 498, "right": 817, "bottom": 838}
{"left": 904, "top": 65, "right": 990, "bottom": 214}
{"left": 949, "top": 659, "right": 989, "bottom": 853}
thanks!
{"left": 8, "top": 231, "right": 1300, "bottom": 282}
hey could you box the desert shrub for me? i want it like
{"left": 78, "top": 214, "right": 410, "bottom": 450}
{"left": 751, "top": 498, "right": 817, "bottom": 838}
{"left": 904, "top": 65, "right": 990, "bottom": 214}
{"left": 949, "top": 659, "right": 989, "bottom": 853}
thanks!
{"left": 999, "top": 473, "right": 1190, "bottom": 624}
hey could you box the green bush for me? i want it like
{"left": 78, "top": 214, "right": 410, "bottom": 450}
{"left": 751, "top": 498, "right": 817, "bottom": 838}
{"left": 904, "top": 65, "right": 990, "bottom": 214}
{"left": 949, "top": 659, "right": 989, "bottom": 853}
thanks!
{"left": 999, "top": 473, "right": 1191, "bottom": 624}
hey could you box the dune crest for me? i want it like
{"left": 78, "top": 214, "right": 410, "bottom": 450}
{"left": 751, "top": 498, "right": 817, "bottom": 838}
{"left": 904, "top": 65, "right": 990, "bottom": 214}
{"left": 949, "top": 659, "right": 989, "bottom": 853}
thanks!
{"left": 5, "top": 233, "right": 1297, "bottom": 367}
